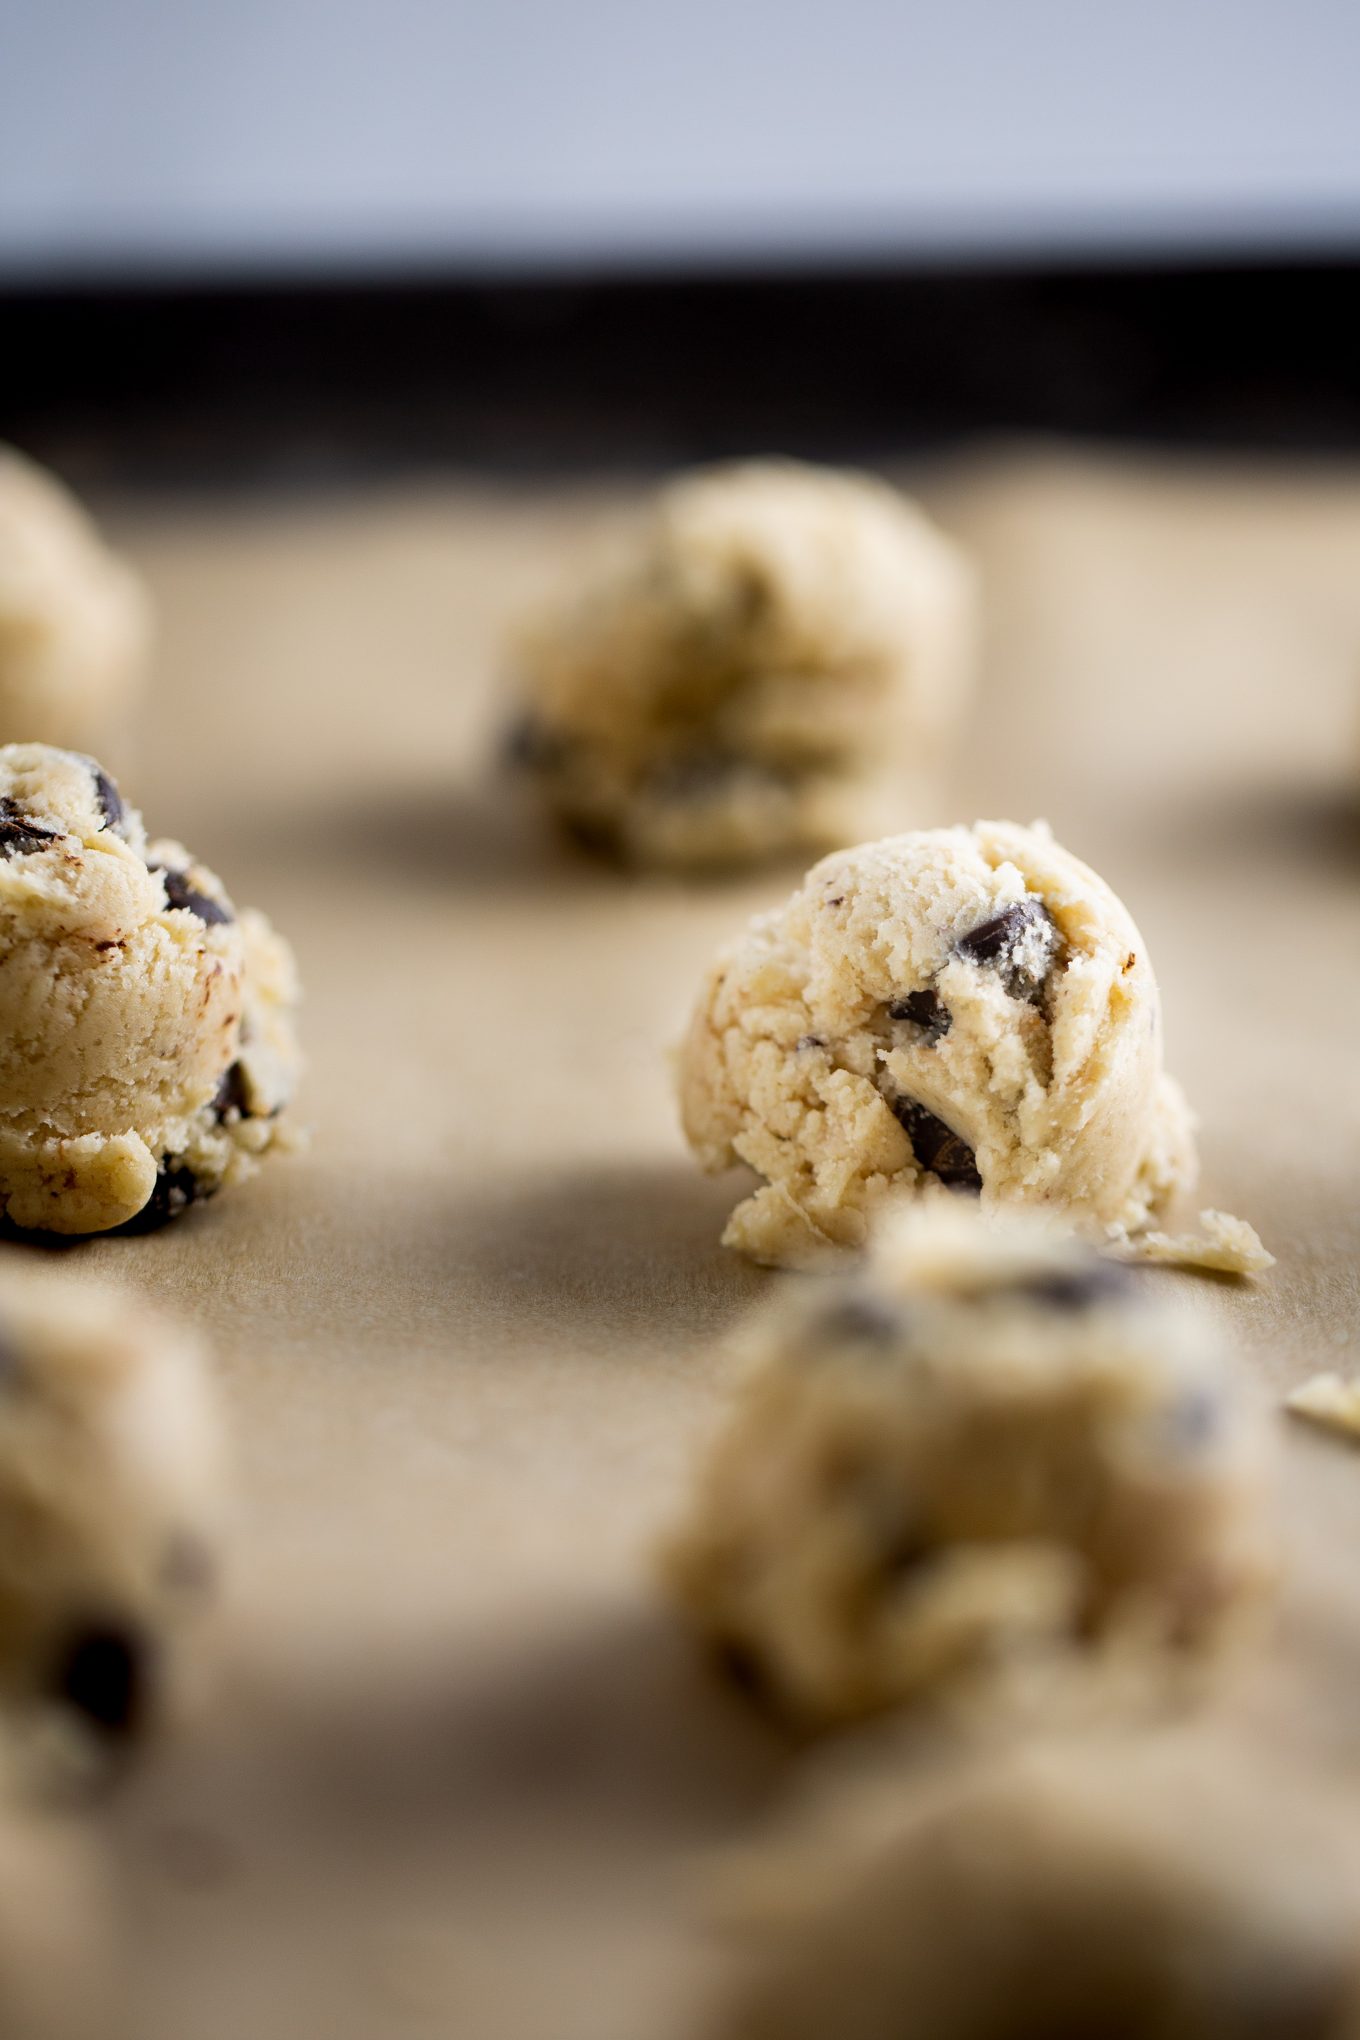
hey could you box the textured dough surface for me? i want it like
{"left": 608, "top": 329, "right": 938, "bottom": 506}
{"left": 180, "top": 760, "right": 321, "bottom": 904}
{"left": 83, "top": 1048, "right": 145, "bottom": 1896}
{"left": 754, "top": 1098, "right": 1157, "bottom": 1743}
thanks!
{"left": 0, "top": 743, "right": 301, "bottom": 1234}
{"left": 508, "top": 461, "right": 975, "bottom": 866}
{"left": 664, "top": 1206, "right": 1273, "bottom": 1726}
{"left": 0, "top": 1263, "right": 225, "bottom": 1749}
{"left": 713, "top": 1741, "right": 1360, "bottom": 2040}
{"left": 0, "top": 445, "right": 150, "bottom": 749}
{"left": 679, "top": 818, "right": 1197, "bottom": 1267}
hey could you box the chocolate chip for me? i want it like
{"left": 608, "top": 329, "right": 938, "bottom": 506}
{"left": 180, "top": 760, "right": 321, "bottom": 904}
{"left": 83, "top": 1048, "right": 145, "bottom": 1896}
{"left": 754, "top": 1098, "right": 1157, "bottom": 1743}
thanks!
{"left": 796, "top": 1033, "right": 827, "bottom": 1051}
{"left": 1165, "top": 1386, "right": 1221, "bottom": 1452}
{"left": 114, "top": 1163, "right": 210, "bottom": 1235}
{"left": 504, "top": 715, "right": 570, "bottom": 774}
{"left": 888, "top": 988, "right": 951, "bottom": 1041}
{"left": 712, "top": 1636, "right": 772, "bottom": 1702}
{"left": 1009, "top": 1261, "right": 1133, "bottom": 1312}
{"left": 152, "top": 865, "right": 233, "bottom": 927}
{"left": 51, "top": 1622, "right": 150, "bottom": 1738}
{"left": 0, "top": 797, "right": 59, "bottom": 858}
{"left": 889, "top": 1096, "right": 982, "bottom": 1191}
{"left": 817, "top": 1293, "right": 903, "bottom": 1345}
{"left": 81, "top": 760, "right": 126, "bottom": 834}
{"left": 212, "top": 1061, "right": 251, "bottom": 1122}
{"left": 161, "top": 1531, "right": 217, "bottom": 1597}
{"left": 956, "top": 898, "right": 1059, "bottom": 998}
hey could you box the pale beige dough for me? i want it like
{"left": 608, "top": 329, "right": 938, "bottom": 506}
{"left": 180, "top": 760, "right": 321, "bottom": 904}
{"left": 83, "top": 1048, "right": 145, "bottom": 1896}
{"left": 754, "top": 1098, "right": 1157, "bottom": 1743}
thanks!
{"left": 507, "top": 460, "right": 975, "bottom": 867}
{"left": 0, "top": 1803, "right": 113, "bottom": 2039}
{"left": 0, "top": 445, "right": 150, "bottom": 750}
{"left": 663, "top": 1206, "right": 1273, "bottom": 1727}
{"left": 0, "top": 743, "right": 301, "bottom": 1235}
{"left": 678, "top": 818, "right": 1198, "bottom": 1267}
{"left": 711, "top": 1740, "right": 1360, "bottom": 2040}
{"left": 0, "top": 1264, "right": 226, "bottom": 1751}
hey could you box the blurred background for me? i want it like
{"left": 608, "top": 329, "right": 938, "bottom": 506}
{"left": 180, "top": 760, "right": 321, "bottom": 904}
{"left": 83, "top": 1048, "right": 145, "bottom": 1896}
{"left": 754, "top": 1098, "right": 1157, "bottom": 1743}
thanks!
{"left": 5, "top": 0, "right": 1360, "bottom": 480}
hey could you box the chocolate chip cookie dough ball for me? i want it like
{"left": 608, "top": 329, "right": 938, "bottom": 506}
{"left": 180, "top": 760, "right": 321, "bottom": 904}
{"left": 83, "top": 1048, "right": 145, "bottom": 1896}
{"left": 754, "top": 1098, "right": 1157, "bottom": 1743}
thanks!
{"left": 0, "top": 1266, "right": 225, "bottom": 1749}
{"left": 0, "top": 1807, "right": 112, "bottom": 2040}
{"left": 714, "top": 1744, "right": 1360, "bottom": 2040}
{"left": 0, "top": 744, "right": 301, "bottom": 1236}
{"left": 679, "top": 819, "right": 1196, "bottom": 1267}
{"left": 507, "top": 461, "right": 975, "bottom": 867}
{"left": 0, "top": 446, "right": 150, "bottom": 749}
{"left": 663, "top": 1208, "right": 1272, "bottom": 1727}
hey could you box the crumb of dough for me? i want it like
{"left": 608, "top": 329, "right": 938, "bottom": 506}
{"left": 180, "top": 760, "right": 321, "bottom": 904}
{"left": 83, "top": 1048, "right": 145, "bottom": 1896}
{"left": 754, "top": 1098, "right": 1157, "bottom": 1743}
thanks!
{"left": 1285, "top": 1374, "right": 1360, "bottom": 1442}
{"left": 1118, "top": 1209, "right": 1274, "bottom": 1277}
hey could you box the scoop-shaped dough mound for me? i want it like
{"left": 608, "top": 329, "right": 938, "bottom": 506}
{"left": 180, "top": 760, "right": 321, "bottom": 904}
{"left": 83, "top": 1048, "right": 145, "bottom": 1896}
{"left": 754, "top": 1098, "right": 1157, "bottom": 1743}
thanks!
{"left": 0, "top": 1264, "right": 226, "bottom": 1749}
{"left": 0, "top": 445, "right": 150, "bottom": 748}
{"left": 679, "top": 819, "right": 1196, "bottom": 1266}
{"left": 663, "top": 1206, "right": 1273, "bottom": 1726}
{"left": 713, "top": 1740, "right": 1360, "bottom": 2040}
{"left": 0, "top": 743, "right": 301, "bottom": 1235}
{"left": 508, "top": 460, "right": 975, "bottom": 867}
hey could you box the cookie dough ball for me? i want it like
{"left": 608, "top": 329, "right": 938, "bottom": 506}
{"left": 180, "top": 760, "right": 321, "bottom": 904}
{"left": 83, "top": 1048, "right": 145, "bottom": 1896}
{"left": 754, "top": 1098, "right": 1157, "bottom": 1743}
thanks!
{"left": 679, "top": 819, "right": 1196, "bottom": 1267}
{"left": 663, "top": 1207, "right": 1273, "bottom": 1726}
{"left": 0, "top": 1265, "right": 225, "bottom": 1748}
{"left": 0, "top": 446, "right": 150, "bottom": 749}
{"left": 0, "top": 743, "right": 301, "bottom": 1235}
{"left": 0, "top": 1806, "right": 113, "bottom": 2039}
{"left": 714, "top": 1744, "right": 1360, "bottom": 2040}
{"left": 507, "top": 460, "right": 975, "bottom": 867}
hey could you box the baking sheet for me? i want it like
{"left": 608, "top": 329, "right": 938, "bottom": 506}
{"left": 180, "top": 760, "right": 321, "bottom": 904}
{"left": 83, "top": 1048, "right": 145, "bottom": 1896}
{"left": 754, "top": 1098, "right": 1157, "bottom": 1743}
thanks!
{"left": 34, "top": 445, "right": 1360, "bottom": 2038}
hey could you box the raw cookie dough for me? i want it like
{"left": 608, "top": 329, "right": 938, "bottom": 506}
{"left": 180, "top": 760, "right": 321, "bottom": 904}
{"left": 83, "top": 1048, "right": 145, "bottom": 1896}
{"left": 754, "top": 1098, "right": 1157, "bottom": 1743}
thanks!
{"left": 0, "top": 743, "right": 301, "bottom": 1235}
{"left": 0, "top": 1804, "right": 112, "bottom": 2040}
{"left": 663, "top": 1207, "right": 1273, "bottom": 1726}
{"left": 678, "top": 818, "right": 1197, "bottom": 1267}
{"left": 506, "top": 460, "right": 975, "bottom": 867}
{"left": 0, "top": 445, "right": 150, "bottom": 749}
{"left": 712, "top": 1741, "right": 1360, "bottom": 2040}
{"left": 0, "top": 1265, "right": 225, "bottom": 1747}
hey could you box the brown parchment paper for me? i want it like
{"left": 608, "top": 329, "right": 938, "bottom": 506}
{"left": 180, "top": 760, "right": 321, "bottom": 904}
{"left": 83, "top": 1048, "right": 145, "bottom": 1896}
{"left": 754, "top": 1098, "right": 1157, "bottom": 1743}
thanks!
{"left": 28, "top": 445, "right": 1360, "bottom": 2039}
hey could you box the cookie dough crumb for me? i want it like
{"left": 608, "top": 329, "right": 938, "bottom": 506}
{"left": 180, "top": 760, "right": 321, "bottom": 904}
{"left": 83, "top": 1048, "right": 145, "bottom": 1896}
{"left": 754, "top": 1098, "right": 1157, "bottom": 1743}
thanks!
{"left": 507, "top": 460, "right": 975, "bottom": 868}
{"left": 0, "top": 444, "right": 150, "bottom": 750}
{"left": 663, "top": 1204, "right": 1274, "bottom": 1727}
{"left": 0, "top": 742, "right": 302, "bottom": 1234}
{"left": 1286, "top": 1374, "right": 1360, "bottom": 1442}
{"left": 0, "top": 1265, "right": 226, "bottom": 1754}
{"left": 678, "top": 819, "right": 1198, "bottom": 1268}
{"left": 1124, "top": 1209, "right": 1275, "bottom": 1277}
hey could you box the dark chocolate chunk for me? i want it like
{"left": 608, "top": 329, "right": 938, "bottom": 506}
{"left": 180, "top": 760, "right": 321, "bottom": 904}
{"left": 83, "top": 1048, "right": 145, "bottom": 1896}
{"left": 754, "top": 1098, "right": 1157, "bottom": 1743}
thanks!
{"left": 152, "top": 865, "right": 233, "bottom": 927}
{"left": 887, "top": 988, "right": 951, "bottom": 1041}
{"left": 796, "top": 1033, "right": 827, "bottom": 1051}
{"left": 956, "top": 897, "right": 1059, "bottom": 998}
{"left": 212, "top": 1061, "right": 252, "bottom": 1122}
{"left": 889, "top": 1096, "right": 982, "bottom": 1192}
{"left": 817, "top": 1292, "right": 903, "bottom": 1345}
{"left": 80, "top": 760, "right": 126, "bottom": 833}
{"left": 114, "top": 1163, "right": 211, "bottom": 1235}
{"left": 712, "top": 1635, "right": 772, "bottom": 1702}
{"left": 161, "top": 1530, "right": 217, "bottom": 1597}
{"left": 504, "top": 714, "right": 571, "bottom": 774}
{"left": 1009, "top": 1260, "right": 1133, "bottom": 1313}
{"left": 1165, "top": 1385, "right": 1221, "bottom": 1452}
{"left": 51, "top": 1622, "right": 150, "bottom": 1738}
{"left": 0, "top": 797, "right": 59, "bottom": 858}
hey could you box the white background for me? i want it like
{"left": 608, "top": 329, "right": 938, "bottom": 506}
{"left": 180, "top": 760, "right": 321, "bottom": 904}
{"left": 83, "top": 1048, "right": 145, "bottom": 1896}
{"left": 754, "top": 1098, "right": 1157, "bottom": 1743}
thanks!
{"left": 3, "top": 0, "right": 1359, "bottom": 280}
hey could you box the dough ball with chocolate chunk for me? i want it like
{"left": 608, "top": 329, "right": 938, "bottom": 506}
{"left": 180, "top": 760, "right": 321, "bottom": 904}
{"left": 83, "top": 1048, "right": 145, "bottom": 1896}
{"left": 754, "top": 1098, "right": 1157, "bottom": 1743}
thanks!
{"left": 678, "top": 818, "right": 1196, "bottom": 1267}
{"left": 0, "top": 1264, "right": 226, "bottom": 1751}
{"left": 712, "top": 1740, "right": 1360, "bottom": 2040}
{"left": 0, "top": 743, "right": 301, "bottom": 1235}
{"left": 0, "top": 445, "right": 150, "bottom": 749}
{"left": 506, "top": 460, "right": 975, "bottom": 868}
{"left": 663, "top": 1205, "right": 1273, "bottom": 1727}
